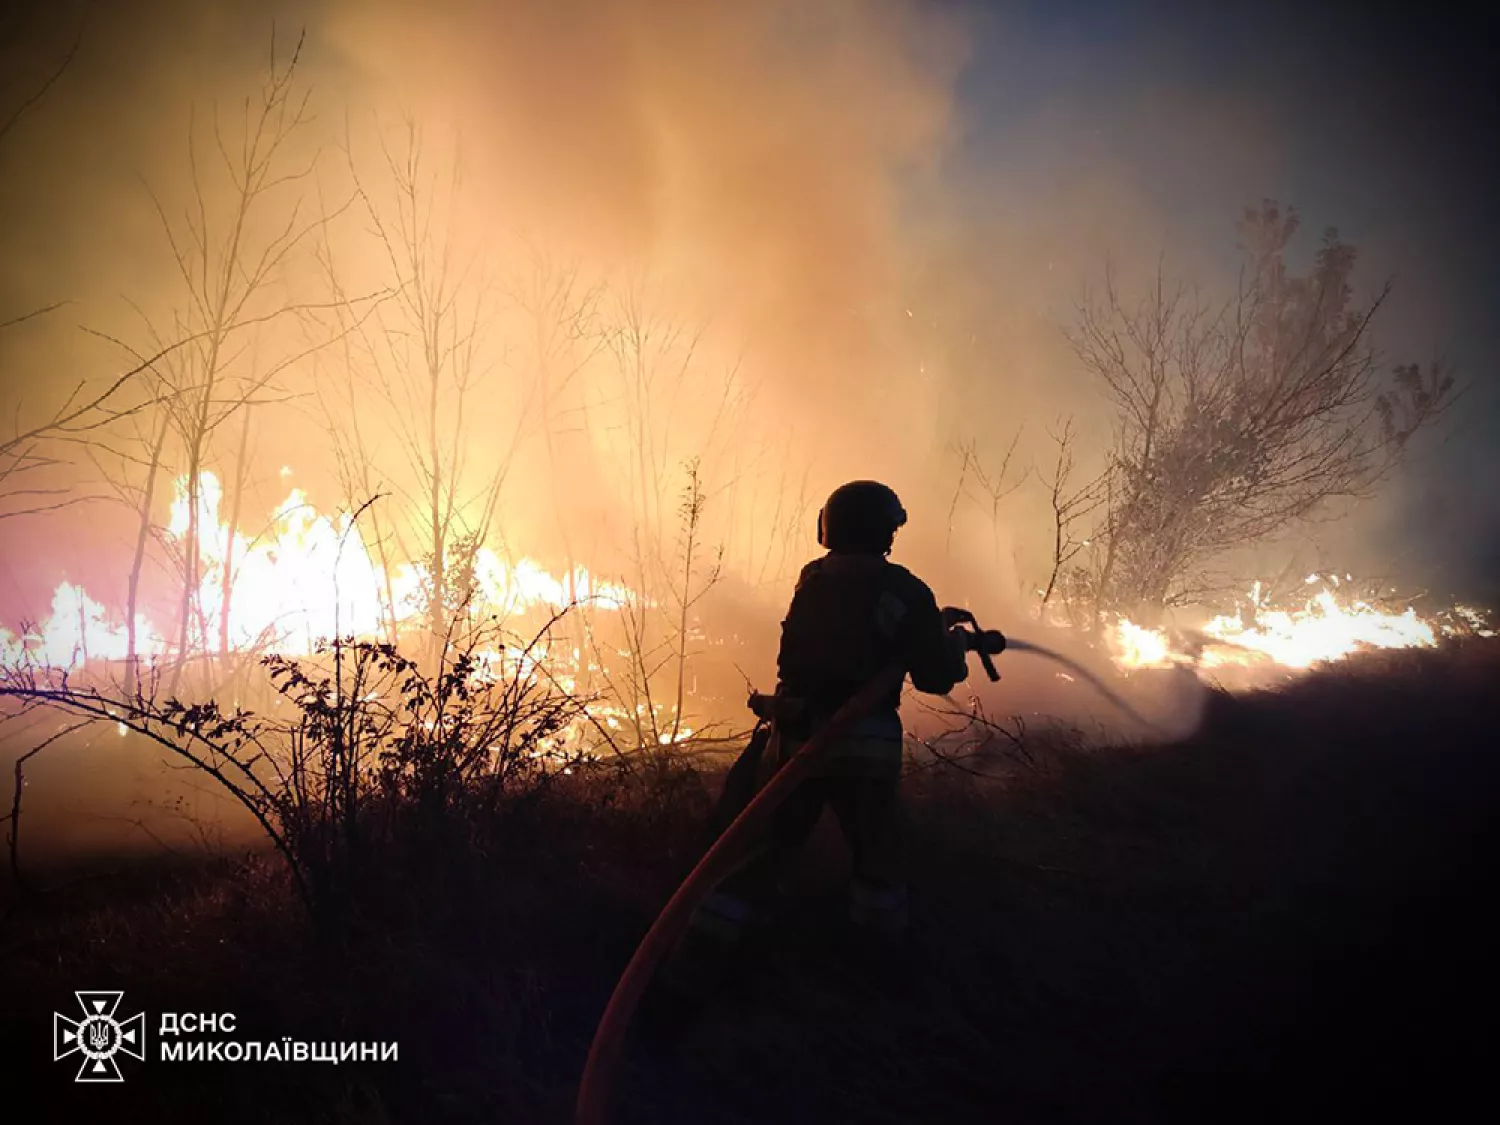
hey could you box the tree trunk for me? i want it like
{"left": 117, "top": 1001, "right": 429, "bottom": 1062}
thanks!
{"left": 125, "top": 412, "right": 170, "bottom": 696}
{"left": 219, "top": 405, "right": 253, "bottom": 670}
{"left": 426, "top": 357, "right": 446, "bottom": 666}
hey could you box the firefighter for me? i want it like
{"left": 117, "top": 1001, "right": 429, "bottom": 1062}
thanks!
{"left": 653, "top": 480, "right": 971, "bottom": 1016}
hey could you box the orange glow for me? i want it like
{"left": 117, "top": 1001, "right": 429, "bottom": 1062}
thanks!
{"left": 1107, "top": 577, "right": 1494, "bottom": 680}
{"left": 7, "top": 471, "right": 640, "bottom": 671}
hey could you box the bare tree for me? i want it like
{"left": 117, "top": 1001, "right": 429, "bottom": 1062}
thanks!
{"left": 945, "top": 427, "right": 1027, "bottom": 561}
{"left": 666, "top": 459, "right": 722, "bottom": 746}
{"left": 588, "top": 288, "right": 743, "bottom": 753}
{"left": 83, "top": 359, "right": 178, "bottom": 693}
{"left": 1, "top": 341, "right": 183, "bottom": 520}
{"left": 501, "top": 244, "right": 606, "bottom": 590}
{"left": 1037, "top": 417, "right": 1108, "bottom": 617}
{"left": 0, "top": 11, "right": 196, "bottom": 538}
{"left": 335, "top": 119, "right": 508, "bottom": 664}
{"left": 1069, "top": 200, "right": 1456, "bottom": 620}
{"left": 725, "top": 431, "right": 814, "bottom": 591}
{"left": 124, "top": 30, "right": 340, "bottom": 696}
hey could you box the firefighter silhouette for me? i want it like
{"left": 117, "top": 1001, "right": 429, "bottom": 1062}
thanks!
{"left": 653, "top": 481, "right": 971, "bottom": 1016}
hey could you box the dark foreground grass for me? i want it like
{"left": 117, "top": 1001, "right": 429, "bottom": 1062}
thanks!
{"left": 4, "top": 639, "right": 1497, "bottom": 1124}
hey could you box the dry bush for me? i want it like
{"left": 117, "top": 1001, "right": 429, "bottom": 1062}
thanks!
{"left": 2, "top": 614, "right": 604, "bottom": 938}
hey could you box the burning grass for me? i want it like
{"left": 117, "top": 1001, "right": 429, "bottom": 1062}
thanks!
{"left": 3, "top": 637, "right": 1496, "bottom": 1123}
{"left": 1102, "top": 573, "right": 1495, "bottom": 690}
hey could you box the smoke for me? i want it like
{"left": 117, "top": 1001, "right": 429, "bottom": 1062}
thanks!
{"left": 2, "top": 2, "right": 947, "bottom": 604}
{"left": 316, "top": 0, "right": 984, "bottom": 535}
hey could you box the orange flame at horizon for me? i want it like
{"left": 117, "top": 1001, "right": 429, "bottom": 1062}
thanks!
{"left": 1106, "top": 576, "right": 1495, "bottom": 681}
{"left": 3, "top": 471, "right": 642, "bottom": 672}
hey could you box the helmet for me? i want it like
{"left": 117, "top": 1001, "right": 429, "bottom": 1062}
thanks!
{"left": 817, "top": 480, "right": 907, "bottom": 553}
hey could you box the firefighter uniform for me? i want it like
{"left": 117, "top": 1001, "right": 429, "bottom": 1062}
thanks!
{"left": 686, "top": 550, "right": 969, "bottom": 949}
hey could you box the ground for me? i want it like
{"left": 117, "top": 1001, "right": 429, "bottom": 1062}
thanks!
{"left": 3, "top": 639, "right": 1497, "bottom": 1124}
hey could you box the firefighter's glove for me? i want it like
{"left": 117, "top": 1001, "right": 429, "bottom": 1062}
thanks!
{"left": 939, "top": 606, "right": 972, "bottom": 630}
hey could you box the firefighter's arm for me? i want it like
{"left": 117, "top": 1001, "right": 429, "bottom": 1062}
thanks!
{"left": 900, "top": 581, "right": 970, "bottom": 694}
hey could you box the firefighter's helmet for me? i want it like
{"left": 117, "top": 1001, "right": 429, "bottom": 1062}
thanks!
{"left": 817, "top": 480, "right": 907, "bottom": 553}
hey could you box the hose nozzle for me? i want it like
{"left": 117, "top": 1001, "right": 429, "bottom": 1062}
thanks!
{"left": 943, "top": 607, "right": 1007, "bottom": 681}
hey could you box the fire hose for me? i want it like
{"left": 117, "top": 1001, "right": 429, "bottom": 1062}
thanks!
{"left": 939, "top": 608, "right": 1169, "bottom": 736}
{"left": 575, "top": 613, "right": 1165, "bottom": 1125}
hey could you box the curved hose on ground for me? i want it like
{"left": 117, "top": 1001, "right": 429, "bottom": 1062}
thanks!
{"left": 575, "top": 664, "right": 908, "bottom": 1125}
{"left": 575, "top": 635, "right": 1171, "bottom": 1123}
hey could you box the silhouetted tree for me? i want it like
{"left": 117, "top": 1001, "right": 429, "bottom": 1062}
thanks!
{"left": 1070, "top": 201, "right": 1455, "bottom": 620}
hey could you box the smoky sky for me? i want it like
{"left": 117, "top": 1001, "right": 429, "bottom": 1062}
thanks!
{"left": 2, "top": 0, "right": 1498, "bottom": 622}
{"left": 944, "top": 0, "right": 1500, "bottom": 596}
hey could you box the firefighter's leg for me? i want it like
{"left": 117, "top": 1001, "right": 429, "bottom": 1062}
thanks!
{"left": 829, "top": 775, "right": 909, "bottom": 944}
{"left": 690, "top": 774, "right": 827, "bottom": 942}
{"left": 653, "top": 777, "right": 828, "bottom": 1015}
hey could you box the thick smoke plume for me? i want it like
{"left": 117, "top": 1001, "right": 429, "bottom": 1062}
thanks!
{"left": 4, "top": 0, "right": 985, "bottom": 601}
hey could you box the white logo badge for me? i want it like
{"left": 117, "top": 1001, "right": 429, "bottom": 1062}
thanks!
{"left": 54, "top": 991, "right": 146, "bottom": 1082}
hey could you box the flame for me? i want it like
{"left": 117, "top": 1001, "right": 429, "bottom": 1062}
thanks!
{"left": 1107, "top": 577, "right": 1495, "bottom": 680}
{"left": 1, "top": 582, "right": 165, "bottom": 670}
{"left": 11, "top": 471, "right": 1492, "bottom": 738}
{"left": 166, "top": 474, "right": 390, "bottom": 654}
{"left": 1109, "top": 618, "right": 1182, "bottom": 669}
{"left": 472, "top": 549, "right": 634, "bottom": 615}
{"left": 5, "top": 470, "right": 640, "bottom": 672}
{"left": 0, "top": 471, "right": 707, "bottom": 759}
{"left": 1200, "top": 588, "right": 1435, "bottom": 669}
